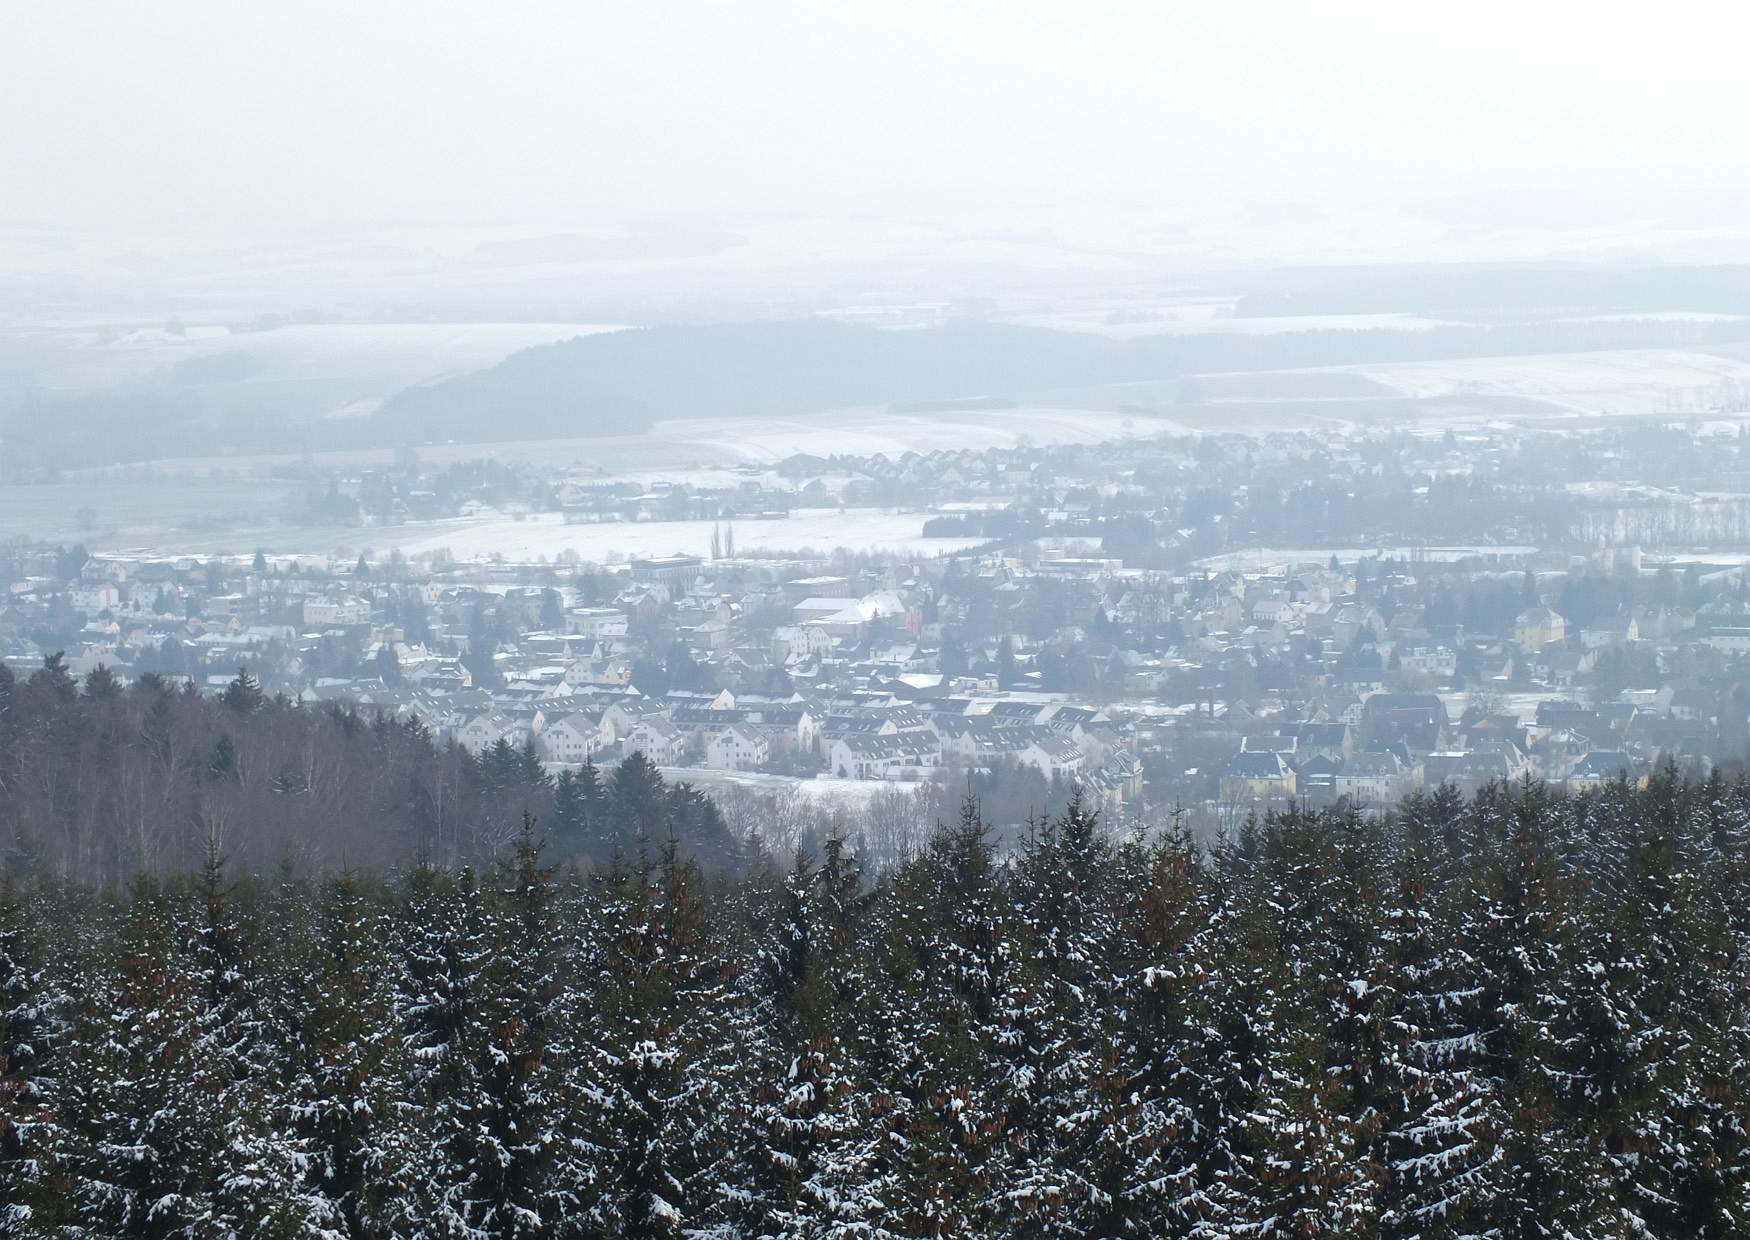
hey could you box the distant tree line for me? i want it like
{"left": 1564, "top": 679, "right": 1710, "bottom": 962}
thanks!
{"left": 0, "top": 657, "right": 740, "bottom": 886}
{"left": 920, "top": 509, "right": 1040, "bottom": 540}
{"left": 2, "top": 770, "right": 1748, "bottom": 1235}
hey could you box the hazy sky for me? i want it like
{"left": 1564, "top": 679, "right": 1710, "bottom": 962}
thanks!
{"left": 7, "top": 2, "right": 1747, "bottom": 228}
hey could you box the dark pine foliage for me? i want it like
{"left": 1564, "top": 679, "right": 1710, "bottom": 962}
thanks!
{"left": 0, "top": 772, "right": 1748, "bottom": 1237}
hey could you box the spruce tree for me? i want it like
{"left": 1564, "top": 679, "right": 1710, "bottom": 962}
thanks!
{"left": 738, "top": 839, "right": 893, "bottom": 1236}
{"left": 577, "top": 836, "right": 751, "bottom": 1236}
{"left": 0, "top": 877, "right": 73, "bottom": 1235}
{"left": 61, "top": 877, "right": 225, "bottom": 1235}
{"left": 221, "top": 666, "right": 265, "bottom": 715}
{"left": 996, "top": 794, "right": 1135, "bottom": 1232}
{"left": 389, "top": 861, "right": 496, "bottom": 1234}
{"left": 1379, "top": 833, "right": 1504, "bottom": 1240}
{"left": 1116, "top": 816, "right": 1230, "bottom": 1234}
{"left": 467, "top": 815, "right": 574, "bottom": 1234}
{"left": 1462, "top": 785, "right": 1615, "bottom": 1239}
{"left": 186, "top": 839, "right": 328, "bottom": 1234}
{"left": 872, "top": 795, "right": 1011, "bottom": 1234}
{"left": 285, "top": 869, "right": 415, "bottom": 1235}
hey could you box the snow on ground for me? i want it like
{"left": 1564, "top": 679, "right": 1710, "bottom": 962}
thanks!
{"left": 657, "top": 769, "right": 927, "bottom": 811}
{"left": 655, "top": 768, "right": 796, "bottom": 797}
{"left": 793, "top": 776, "right": 925, "bottom": 808}
{"left": 1563, "top": 481, "right": 1692, "bottom": 502}
{"left": 1326, "top": 348, "right": 1750, "bottom": 416}
{"left": 70, "top": 405, "right": 1168, "bottom": 488}
{"left": 395, "top": 508, "right": 986, "bottom": 562}
{"left": 1558, "top": 311, "right": 1749, "bottom": 324}
{"left": 1005, "top": 307, "right": 1452, "bottom": 339}
{"left": 566, "top": 466, "right": 784, "bottom": 491}
{"left": 1642, "top": 551, "right": 1750, "bottom": 567}
{"left": 37, "top": 320, "right": 625, "bottom": 392}
{"left": 177, "top": 321, "right": 624, "bottom": 368}
{"left": 1169, "top": 312, "right": 1451, "bottom": 336}
{"left": 1194, "top": 545, "right": 1538, "bottom": 571}
{"left": 1439, "top": 690, "right": 1575, "bottom": 727}
{"left": 649, "top": 407, "right": 1182, "bottom": 461}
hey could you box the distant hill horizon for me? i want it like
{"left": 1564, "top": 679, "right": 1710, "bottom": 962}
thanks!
{"left": 367, "top": 309, "right": 1750, "bottom": 448}
{"left": 368, "top": 318, "right": 1132, "bottom": 442}
{"left": 11, "top": 303, "right": 1750, "bottom": 475}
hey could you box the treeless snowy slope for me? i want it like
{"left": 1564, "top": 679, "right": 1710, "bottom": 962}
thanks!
{"left": 1006, "top": 309, "right": 1454, "bottom": 338}
{"left": 394, "top": 509, "right": 984, "bottom": 562}
{"left": 651, "top": 407, "right": 1182, "bottom": 460}
{"left": 1328, "top": 348, "right": 1750, "bottom": 415}
{"left": 34, "top": 321, "right": 626, "bottom": 393}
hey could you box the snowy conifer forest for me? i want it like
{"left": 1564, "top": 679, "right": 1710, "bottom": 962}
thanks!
{"left": 1, "top": 765, "right": 1747, "bottom": 1237}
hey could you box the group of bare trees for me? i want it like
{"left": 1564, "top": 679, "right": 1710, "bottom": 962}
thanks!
{"left": 0, "top": 658, "right": 742, "bottom": 886}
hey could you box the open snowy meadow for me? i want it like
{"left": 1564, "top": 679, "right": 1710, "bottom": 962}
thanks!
{"left": 1005, "top": 306, "right": 1453, "bottom": 339}
{"left": 14, "top": 319, "right": 625, "bottom": 401}
{"left": 395, "top": 508, "right": 987, "bottom": 562}
{"left": 1193, "top": 544, "right": 1539, "bottom": 571}
{"left": 648, "top": 406, "right": 1181, "bottom": 461}
{"left": 1328, "top": 348, "right": 1750, "bottom": 417}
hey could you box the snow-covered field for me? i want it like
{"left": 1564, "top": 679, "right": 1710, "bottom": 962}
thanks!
{"left": 1438, "top": 690, "right": 1576, "bottom": 728}
{"left": 73, "top": 407, "right": 1175, "bottom": 486}
{"left": 396, "top": 508, "right": 985, "bottom": 561}
{"left": 1642, "top": 551, "right": 1750, "bottom": 567}
{"left": 23, "top": 320, "right": 624, "bottom": 399}
{"left": 1194, "top": 545, "right": 1538, "bottom": 571}
{"left": 662, "top": 769, "right": 919, "bottom": 811}
{"left": 1005, "top": 306, "right": 1451, "bottom": 339}
{"left": 1559, "top": 312, "right": 1749, "bottom": 325}
{"left": 1157, "top": 312, "right": 1451, "bottom": 336}
{"left": 64, "top": 404, "right": 1172, "bottom": 556}
{"left": 793, "top": 776, "right": 926, "bottom": 808}
{"left": 1327, "top": 348, "right": 1750, "bottom": 416}
{"left": 648, "top": 407, "right": 1181, "bottom": 461}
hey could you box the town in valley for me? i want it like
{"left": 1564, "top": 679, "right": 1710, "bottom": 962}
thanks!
{"left": 16, "top": 410, "right": 1750, "bottom": 849}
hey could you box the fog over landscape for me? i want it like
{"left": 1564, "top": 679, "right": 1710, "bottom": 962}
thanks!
{"left": 10, "top": 0, "right": 1750, "bottom": 516}
{"left": 7, "top": 4, "right": 1750, "bottom": 1238}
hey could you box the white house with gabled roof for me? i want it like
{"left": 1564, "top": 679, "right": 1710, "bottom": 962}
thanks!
{"left": 707, "top": 724, "right": 769, "bottom": 771}
{"left": 539, "top": 712, "right": 604, "bottom": 764}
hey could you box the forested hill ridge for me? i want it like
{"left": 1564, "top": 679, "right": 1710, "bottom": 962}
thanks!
{"left": 13, "top": 311, "right": 1750, "bottom": 472}
{"left": 365, "top": 312, "right": 1750, "bottom": 446}
{"left": 0, "top": 657, "right": 740, "bottom": 884}
{"left": 1, "top": 777, "right": 1748, "bottom": 1235}
{"left": 1235, "top": 261, "right": 1750, "bottom": 317}
{"left": 369, "top": 319, "right": 1121, "bottom": 441}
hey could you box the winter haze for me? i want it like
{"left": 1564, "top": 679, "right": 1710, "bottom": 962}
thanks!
{"left": 4, "top": 6, "right": 1750, "bottom": 1237}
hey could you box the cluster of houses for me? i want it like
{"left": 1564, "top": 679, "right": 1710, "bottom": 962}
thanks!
{"left": 1217, "top": 692, "right": 1645, "bottom": 810}
{"left": 0, "top": 543, "right": 1150, "bottom": 813}
{"left": 442, "top": 687, "right": 1140, "bottom": 803}
{"left": 18, "top": 422, "right": 1750, "bottom": 825}
{"left": 329, "top": 442, "right": 1057, "bottom": 531}
{"left": 1176, "top": 535, "right": 1750, "bottom": 810}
